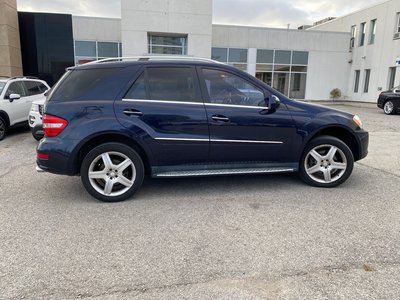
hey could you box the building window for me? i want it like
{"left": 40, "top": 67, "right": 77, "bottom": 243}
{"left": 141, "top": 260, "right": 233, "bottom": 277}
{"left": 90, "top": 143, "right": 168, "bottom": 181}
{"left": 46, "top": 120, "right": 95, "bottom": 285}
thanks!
{"left": 148, "top": 34, "right": 187, "bottom": 55}
{"left": 350, "top": 25, "right": 357, "bottom": 49}
{"left": 363, "top": 69, "right": 371, "bottom": 93}
{"left": 359, "top": 22, "right": 366, "bottom": 46}
{"left": 256, "top": 50, "right": 308, "bottom": 99}
{"left": 211, "top": 47, "right": 248, "bottom": 71}
{"left": 354, "top": 70, "right": 360, "bottom": 93}
{"left": 74, "top": 40, "right": 121, "bottom": 65}
{"left": 388, "top": 67, "right": 396, "bottom": 89}
{"left": 98, "top": 42, "right": 119, "bottom": 58}
{"left": 396, "top": 13, "right": 400, "bottom": 33}
{"left": 369, "top": 19, "right": 376, "bottom": 44}
{"left": 211, "top": 48, "right": 228, "bottom": 62}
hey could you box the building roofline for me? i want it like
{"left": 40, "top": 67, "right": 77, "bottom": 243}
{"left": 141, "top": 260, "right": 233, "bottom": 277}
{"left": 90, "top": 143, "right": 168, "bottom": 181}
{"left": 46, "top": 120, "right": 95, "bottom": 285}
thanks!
{"left": 310, "top": 0, "right": 391, "bottom": 29}
{"left": 212, "top": 23, "right": 350, "bottom": 35}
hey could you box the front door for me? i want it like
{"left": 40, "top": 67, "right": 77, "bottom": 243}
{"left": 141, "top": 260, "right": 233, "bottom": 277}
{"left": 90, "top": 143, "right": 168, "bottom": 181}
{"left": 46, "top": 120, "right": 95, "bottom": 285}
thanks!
{"left": 115, "top": 65, "right": 209, "bottom": 167}
{"left": 199, "top": 67, "right": 296, "bottom": 164}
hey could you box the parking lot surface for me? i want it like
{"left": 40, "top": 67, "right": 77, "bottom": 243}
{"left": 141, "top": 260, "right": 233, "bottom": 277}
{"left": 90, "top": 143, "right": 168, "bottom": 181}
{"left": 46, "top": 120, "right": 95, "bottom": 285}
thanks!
{"left": 1, "top": 103, "right": 400, "bottom": 299}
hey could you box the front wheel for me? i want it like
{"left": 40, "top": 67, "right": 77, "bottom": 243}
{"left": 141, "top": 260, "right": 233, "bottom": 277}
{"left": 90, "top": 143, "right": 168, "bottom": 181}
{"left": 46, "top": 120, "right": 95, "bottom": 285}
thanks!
{"left": 80, "top": 143, "right": 144, "bottom": 202}
{"left": 299, "top": 136, "right": 354, "bottom": 188}
{"left": 383, "top": 100, "right": 396, "bottom": 115}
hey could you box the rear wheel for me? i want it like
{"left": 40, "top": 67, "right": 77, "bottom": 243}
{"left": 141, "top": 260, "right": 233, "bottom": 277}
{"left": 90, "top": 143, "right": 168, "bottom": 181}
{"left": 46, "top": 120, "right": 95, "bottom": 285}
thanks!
{"left": 299, "top": 136, "right": 354, "bottom": 188}
{"left": 0, "top": 116, "right": 7, "bottom": 141}
{"left": 80, "top": 143, "right": 144, "bottom": 202}
{"left": 383, "top": 100, "right": 396, "bottom": 115}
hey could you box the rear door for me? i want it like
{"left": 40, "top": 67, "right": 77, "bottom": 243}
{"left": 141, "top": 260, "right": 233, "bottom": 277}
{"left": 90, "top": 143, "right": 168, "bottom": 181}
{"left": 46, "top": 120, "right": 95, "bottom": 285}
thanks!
{"left": 115, "top": 65, "right": 210, "bottom": 167}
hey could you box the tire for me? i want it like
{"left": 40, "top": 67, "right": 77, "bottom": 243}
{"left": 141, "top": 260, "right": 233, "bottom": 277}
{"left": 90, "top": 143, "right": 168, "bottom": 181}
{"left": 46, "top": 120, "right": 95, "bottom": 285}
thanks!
{"left": 383, "top": 100, "right": 396, "bottom": 115}
{"left": 80, "top": 143, "right": 145, "bottom": 202}
{"left": 0, "top": 116, "right": 7, "bottom": 141}
{"left": 299, "top": 136, "right": 354, "bottom": 188}
{"left": 32, "top": 131, "right": 43, "bottom": 141}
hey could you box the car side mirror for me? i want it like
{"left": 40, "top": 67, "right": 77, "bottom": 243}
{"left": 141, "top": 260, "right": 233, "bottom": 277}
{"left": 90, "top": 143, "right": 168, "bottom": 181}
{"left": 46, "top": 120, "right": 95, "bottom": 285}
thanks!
{"left": 268, "top": 95, "right": 281, "bottom": 110}
{"left": 9, "top": 93, "right": 21, "bottom": 102}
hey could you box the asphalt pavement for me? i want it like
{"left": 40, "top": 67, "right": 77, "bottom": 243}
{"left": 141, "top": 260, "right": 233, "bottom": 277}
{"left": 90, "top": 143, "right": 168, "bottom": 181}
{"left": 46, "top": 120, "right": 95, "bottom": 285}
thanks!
{"left": 1, "top": 104, "right": 400, "bottom": 299}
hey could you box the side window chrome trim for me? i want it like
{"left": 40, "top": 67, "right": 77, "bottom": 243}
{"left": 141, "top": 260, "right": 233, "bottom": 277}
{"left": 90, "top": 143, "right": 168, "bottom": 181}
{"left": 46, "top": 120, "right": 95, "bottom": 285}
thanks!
{"left": 121, "top": 99, "right": 269, "bottom": 109}
{"left": 205, "top": 103, "right": 269, "bottom": 110}
{"left": 121, "top": 99, "right": 204, "bottom": 106}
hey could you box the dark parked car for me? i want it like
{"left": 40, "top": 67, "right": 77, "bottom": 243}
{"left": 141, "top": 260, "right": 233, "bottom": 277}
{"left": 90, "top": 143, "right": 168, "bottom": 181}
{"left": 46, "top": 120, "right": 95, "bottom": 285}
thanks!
{"left": 377, "top": 86, "right": 400, "bottom": 115}
{"left": 36, "top": 57, "right": 369, "bottom": 202}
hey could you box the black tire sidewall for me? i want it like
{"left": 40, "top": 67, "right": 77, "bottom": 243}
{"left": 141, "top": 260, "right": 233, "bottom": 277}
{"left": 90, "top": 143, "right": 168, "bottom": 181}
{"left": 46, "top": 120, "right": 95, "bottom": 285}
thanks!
{"left": 0, "top": 116, "right": 7, "bottom": 141}
{"left": 299, "top": 136, "right": 354, "bottom": 188}
{"left": 80, "top": 143, "right": 144, "bottom": 202}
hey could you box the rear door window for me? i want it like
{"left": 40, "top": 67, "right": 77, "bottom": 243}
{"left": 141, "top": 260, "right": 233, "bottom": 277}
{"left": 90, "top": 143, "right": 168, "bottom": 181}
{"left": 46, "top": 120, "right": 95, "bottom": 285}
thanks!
{"left": 24, "top": 81, "right": 42, "bottom": 96}
{"left": 125, "top": 67, "right": 201, "bottom": 103}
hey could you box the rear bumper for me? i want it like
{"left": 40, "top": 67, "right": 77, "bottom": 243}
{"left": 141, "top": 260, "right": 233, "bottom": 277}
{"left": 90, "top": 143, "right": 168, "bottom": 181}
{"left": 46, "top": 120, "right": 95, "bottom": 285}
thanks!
{"left": 355, "top": 129, "right": 369, "bottom": 161}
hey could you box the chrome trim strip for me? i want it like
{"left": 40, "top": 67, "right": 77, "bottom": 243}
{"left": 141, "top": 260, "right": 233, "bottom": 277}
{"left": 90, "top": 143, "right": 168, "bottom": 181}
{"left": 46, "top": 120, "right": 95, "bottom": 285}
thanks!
{"left": 121, "top": 99, "right": 268, "bottom": 110}
{"left": 156, "top": 168, "right": 295, "bottom": 177}
{"left": 205, "top": 103, "right": 269, "bottom": 110}
{"left": 155, "top": 137, "right": 209, "bottom": 142}
{"left": 211, "top": 139, "right": 283, "bottom": 144}
{"left": 155, "top": 137, "right": 283, "bottom": 144}
{"left": 122, "top": 99, "right": 204, "bottom": 106}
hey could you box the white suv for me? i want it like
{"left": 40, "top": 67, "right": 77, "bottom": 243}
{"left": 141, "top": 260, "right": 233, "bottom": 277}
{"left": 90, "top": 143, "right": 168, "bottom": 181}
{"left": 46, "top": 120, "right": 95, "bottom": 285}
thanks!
{"left": 0, "top": 76, "right": 50, "bottom": 140}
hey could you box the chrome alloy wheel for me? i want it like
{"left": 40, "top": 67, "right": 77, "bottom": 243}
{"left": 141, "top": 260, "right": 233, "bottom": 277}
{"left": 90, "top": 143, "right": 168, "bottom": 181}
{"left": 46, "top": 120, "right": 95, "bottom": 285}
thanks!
{"left": 304, "top": 144, "right": 347, "bottom": 184}
{"left": 384, "top": 101, "right": 394, "bottom": 115}
{"left": 88, "top": 151, "right": 136, "bottom": 197}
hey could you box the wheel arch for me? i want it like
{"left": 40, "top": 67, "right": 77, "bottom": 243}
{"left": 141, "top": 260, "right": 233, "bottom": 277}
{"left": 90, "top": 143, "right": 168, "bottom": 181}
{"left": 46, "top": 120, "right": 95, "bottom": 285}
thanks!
{"left": 0, "top": 110, "right": 10, "bottom": 127}
{"left": 304, "top": 126, "right": 361, "bottom": 161}
{"left": 73, "top": 133, "right": 152, "bottom": 176}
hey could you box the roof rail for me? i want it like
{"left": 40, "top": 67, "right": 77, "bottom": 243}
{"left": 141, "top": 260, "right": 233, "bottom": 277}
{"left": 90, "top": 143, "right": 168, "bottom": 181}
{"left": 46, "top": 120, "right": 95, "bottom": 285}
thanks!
{"left": 9, "top": 76, "right": 39, "bottom": 80}
{"left": 86, "top": 55, "right": 224, "bottom": 65}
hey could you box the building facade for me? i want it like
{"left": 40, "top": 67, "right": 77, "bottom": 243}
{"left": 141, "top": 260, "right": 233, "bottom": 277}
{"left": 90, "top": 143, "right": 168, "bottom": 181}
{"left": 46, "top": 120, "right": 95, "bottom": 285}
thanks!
{"left": 310, "top": 0, "right": 400, "bottom": 102}
{"left": 4, "top": 0, "right": 399, "bottom": 103}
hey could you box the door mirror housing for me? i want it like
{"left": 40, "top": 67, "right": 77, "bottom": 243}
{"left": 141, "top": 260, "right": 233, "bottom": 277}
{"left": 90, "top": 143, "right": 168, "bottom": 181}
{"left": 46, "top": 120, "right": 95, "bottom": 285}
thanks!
{"left": 9, "top": 93, "right": 21, "bottom": 102}
{"left": 268, "top": 95, "right": 281, "bottom": 110}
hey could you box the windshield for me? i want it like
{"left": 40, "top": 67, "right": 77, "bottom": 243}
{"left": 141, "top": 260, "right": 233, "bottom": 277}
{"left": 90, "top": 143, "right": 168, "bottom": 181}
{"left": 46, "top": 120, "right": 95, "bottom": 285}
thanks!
{"left": 0, "top": 82, "right": 5, "bottom": 94}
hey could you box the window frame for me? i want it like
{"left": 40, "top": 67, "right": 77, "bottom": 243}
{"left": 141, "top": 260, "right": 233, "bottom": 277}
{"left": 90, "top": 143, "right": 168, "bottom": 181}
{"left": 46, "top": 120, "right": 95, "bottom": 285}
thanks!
{"left": 369, "top": 19, "right": 377, "bottom": 44}
{"left": 354, "top": 70, "right": 360, "bottom": 93}
{"left": 148, "top": 34, "right": 188, "bottom": 56}
{"left": 198, "top": 67, "right": 269, "bottom": 108}
{"left": 363, "top": 69, "right": 371, "bottom": 93}
{"left": 350, "top": 25, "right": 357, "bottom": 48}
{"left": 359, "top": 22, "right": 366, "bottom": 46}
{"left": 396, "top": 13, "right": 400, "bottom": 34}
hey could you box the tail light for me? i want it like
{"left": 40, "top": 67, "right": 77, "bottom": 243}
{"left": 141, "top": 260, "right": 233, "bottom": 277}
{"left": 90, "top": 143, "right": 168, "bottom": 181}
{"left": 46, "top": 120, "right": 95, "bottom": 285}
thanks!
{"left": 43, "top": 114, "right": 68, "bottom": 137}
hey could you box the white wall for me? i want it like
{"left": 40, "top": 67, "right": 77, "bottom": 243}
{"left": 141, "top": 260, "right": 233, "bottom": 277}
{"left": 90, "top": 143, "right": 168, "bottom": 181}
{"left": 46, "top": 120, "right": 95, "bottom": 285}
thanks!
{"left": 72, "top": 16, "right": 121, "bottom": 42}
{"left": 212, "top": 25, "right": 351, "bottom": 100}
{"left": 310, "top": 0, "right": 400, "bottom": 102}
{"left": 121, "top": 0, "right": 212, "bottom": 58}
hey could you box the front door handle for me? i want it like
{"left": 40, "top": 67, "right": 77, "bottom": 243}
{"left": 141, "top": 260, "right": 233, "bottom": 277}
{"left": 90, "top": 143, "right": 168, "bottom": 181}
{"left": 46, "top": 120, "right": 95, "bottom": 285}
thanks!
{"left": 123, "top": 109, "right": 143, "bottom": 117}
{"left": 211, "top": 115, "right": 230, "bottom": 122}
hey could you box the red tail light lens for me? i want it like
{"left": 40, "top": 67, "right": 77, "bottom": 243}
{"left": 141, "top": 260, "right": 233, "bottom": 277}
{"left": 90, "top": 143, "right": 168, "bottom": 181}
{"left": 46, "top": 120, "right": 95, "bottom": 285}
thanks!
{"left": 43, "top": 114, "right": 68, "bottom": 137}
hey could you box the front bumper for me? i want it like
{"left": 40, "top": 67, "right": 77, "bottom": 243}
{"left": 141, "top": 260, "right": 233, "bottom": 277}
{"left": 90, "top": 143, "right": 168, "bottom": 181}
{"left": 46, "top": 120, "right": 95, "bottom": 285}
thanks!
{"left": 355, "top": 129, "right": 369, "bottom": 161}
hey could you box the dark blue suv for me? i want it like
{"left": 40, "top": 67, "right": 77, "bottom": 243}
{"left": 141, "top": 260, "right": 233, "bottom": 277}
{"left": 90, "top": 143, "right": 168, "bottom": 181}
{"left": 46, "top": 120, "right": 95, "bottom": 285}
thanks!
{"left": 37, "top": 57, "right": 369, "bottom": 202}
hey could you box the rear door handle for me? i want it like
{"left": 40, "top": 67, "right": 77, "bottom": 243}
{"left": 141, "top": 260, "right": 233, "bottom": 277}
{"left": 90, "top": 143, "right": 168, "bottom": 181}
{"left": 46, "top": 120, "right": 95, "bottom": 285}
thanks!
{"left": 123, "top": 109, "right": 143, "bottom": 116}
{"left": 211, "top": 115, "right": 230, "bottom": 122}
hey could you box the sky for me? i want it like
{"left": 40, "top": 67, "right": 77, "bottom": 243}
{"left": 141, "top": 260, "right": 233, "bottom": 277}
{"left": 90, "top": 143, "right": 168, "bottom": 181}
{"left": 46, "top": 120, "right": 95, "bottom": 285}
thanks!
{"left": 17, "top": 0, "right": 386, "bottom": 29}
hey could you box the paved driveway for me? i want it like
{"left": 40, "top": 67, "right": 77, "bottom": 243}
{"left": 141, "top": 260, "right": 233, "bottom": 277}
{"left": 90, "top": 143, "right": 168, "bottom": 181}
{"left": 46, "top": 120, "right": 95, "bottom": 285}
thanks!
{"left": 0, "top": 104, "right": 399, "bottom": 299}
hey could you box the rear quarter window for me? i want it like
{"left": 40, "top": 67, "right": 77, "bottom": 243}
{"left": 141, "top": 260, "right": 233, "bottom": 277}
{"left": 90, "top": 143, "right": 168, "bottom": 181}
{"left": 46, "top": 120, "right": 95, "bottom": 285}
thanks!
{"left": 49, "top": 68, "right": 124, "bottom": 101}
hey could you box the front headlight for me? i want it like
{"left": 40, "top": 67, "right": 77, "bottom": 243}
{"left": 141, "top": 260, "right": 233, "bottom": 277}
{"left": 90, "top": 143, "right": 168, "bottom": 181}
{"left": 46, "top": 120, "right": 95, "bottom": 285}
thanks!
{"left": 353, "top": 115, "right": 363, "bottom": 128}
{"left": 30, "top": 104, "right": 39, "bottom": 112}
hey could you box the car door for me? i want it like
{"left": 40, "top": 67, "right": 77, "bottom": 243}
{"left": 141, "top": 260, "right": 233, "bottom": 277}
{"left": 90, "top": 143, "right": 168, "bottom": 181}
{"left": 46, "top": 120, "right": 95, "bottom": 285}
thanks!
{"left": 199, "top": 67, "right": 296, "bottom": 164}
{"left": 3, "top": 81, "right": 28, "bottom": 125}
{"left": 115, "top": 65, "right": 210, "bottom": 167}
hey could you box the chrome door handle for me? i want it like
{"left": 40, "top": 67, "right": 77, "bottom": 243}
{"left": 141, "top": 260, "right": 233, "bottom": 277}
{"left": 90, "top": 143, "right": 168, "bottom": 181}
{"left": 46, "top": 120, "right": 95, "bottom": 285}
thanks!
{"left": 123, "top": 109, "right": 143, "bottom": 116}
{"left": 211, "top": 115, "right": 230, "bottom": 122}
